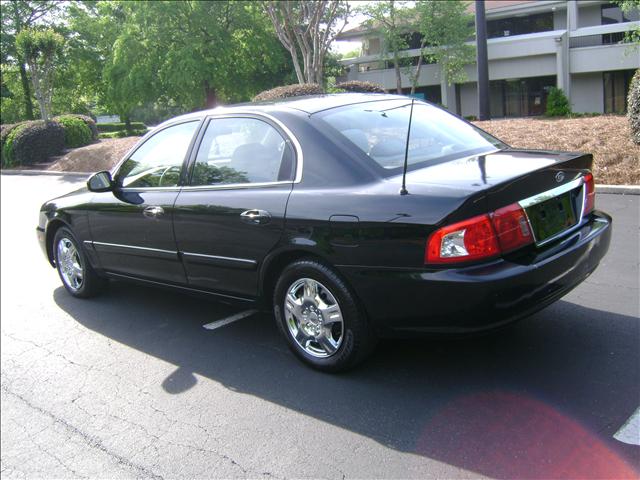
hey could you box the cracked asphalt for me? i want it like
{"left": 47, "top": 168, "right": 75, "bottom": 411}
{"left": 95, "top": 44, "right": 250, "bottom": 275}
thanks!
{"left": 1, "top": 173, "right": 639, "bottom": 479}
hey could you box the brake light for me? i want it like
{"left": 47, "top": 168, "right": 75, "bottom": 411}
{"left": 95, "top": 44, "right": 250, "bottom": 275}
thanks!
{"left": 426, "top": 214, "right": 499, "bottom": 264}
{"left": 426, "top": 202, "right": 534, "bottom": 265}
{"left": 583, "top": 172, "right": 595, "bottom": 215}
{"left": 491, "top": 203, "right": 533, "bottom": 253}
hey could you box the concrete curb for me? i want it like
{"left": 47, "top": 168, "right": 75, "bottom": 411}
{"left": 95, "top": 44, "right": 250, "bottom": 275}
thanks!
{"left": 595, "top": 184, "right": 640, "bottom": 195}
{"left": 1, "top": 170, "right": 639, "bottom": 194}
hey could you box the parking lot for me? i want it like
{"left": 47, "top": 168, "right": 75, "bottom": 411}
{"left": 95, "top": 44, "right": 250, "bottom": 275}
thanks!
{"left": 1, "top": 173, "right": 638, "bottom": 479}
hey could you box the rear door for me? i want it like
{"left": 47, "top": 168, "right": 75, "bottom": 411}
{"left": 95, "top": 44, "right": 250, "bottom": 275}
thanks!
{"left": 88, "top": 120, "right": 201, "bottom": 284}
{"left": 173, "top": 114, "right": 298, "bottom": 298}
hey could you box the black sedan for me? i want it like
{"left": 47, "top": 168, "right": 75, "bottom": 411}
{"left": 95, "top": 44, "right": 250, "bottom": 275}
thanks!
{"left": 37, "top": 94, "right": 611, "bottom": 371}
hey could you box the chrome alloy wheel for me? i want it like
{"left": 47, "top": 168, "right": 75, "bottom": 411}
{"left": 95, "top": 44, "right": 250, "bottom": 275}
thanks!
{"left": 284, "top": 278, "right": 344, "bottom": 358}
{"left": 57, "top": 237, "right": 84, "bottom": 291}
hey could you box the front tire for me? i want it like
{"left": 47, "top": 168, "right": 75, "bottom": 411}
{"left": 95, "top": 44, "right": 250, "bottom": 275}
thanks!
{"left": 273, "top": 259, "right": 376, "bottom": 372}
{"left": 53, "top": 227, "right": 105, "bottom": 298}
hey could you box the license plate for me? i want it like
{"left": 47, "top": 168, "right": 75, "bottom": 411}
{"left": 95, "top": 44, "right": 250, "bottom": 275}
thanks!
{"left": 525, "top": 191, "right": 577, "bottom": 243}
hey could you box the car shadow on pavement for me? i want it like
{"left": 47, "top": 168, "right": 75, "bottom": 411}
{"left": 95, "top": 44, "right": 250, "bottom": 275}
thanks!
{"left": 53, "top": 282, "right": 640, "bottom": 479}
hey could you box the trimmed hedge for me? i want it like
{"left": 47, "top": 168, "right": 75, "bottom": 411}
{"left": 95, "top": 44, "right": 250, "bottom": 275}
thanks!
{"left": 98, "top": 129, "right": 147, "bottom": 139}
{"left": 335, "top": 80, "right": 385, "bottom": 93}
{"left": 54, "top": 115, "right": 92, "bottom": 148}
{"left": 545, "top": 87, "right": 571, "bottom": 117}
{"left": 253, "top": 83, "right": 325, "bottom": 102}
{"left": 69, "top": 114, "right": 99, "bottom": 140}
{"left": 2, "top": 120, "right": 64, "bottom": 167}
{"left": 97, "top": 122, "right": 146, "bottom": 133}
{"left": 628, "top": 69, "right": 639, "bottom": 145}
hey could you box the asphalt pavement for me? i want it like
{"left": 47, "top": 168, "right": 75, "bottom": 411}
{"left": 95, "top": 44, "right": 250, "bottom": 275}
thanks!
{"left": 1, "top": 173, "right": 638, "bottom": 479}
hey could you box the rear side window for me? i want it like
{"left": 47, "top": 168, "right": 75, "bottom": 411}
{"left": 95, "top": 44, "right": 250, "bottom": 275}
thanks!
{"left": 316, "top": 100, "right": 506, "bottom": 173}
{"left": 190, "top": 117, "right": 294, "bottom": 186}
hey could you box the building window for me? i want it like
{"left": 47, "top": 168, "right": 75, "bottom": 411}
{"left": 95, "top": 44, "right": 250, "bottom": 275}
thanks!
{"left": 601, "top": 3, "right": 639, "bottom": 24}
{"left": 487, "top": 12, "right": 553, "bottom": 39}
{"left": 489, "top": 76, "right": 556, "bottom": 117}
{"left": 604, "top": 70, "right": 635, "bottom": 114}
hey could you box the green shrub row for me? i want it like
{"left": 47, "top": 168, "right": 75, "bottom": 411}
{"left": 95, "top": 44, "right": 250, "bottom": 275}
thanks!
{"left": 335, "top": 80, "right": 386, "bottom": 93}
{"left": 252, "top": 81, "right": 387, "bottom": 102}
{"left": 97, "top": 122, "right": 146, "bottom": 133}
{"left": 1, "top": 113, "right": 101, "bottom": 167}
{"left": 98, "top": 129, "right": 147, "bottom": 139}
{"left": 54, "top": 115, "right": 92, "bottom": 148}
{"left": 2, "top": 120, "right": 65, "bottom": 167}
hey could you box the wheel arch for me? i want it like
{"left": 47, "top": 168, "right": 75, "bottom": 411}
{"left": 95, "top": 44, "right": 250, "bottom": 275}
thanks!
{"left": 258, "top": 247, "right": 365, "bottom": 317}
{"left": 45, "top": 218, "right": 71, "bottom": 266}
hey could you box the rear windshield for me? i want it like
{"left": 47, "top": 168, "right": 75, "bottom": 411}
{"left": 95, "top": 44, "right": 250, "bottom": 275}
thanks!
{"left": 316, "top": 99, "right": 506, "bottom": 173}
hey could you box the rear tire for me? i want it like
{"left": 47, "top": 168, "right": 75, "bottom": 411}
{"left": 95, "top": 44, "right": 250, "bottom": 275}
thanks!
{"left": 53, "top": 227, "right": 105, "bottom": 298}
{"left": 273, "top": 259, "right": 376, "bottom": 372}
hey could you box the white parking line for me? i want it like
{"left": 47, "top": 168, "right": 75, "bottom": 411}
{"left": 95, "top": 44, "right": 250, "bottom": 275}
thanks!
{"left": 613, "top": 406, "right": 640, "bottom": 445}
{"left": 202, "top": 310, "right": 258, "bottom": 331}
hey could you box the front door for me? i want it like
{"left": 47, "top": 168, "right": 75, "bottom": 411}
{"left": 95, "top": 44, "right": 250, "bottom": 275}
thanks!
{"left": 173, "top": 115, "right": 297, "bottom": 298}
{"left": 88, "top": 120, "right": 201, "bottom": 284}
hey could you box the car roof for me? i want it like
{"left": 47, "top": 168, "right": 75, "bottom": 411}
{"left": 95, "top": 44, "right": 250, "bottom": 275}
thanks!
{"left": 162, "top": 93, "right": 409, "bottom": 126}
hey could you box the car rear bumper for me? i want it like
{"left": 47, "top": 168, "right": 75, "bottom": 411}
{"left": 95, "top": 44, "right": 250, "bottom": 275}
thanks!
{"left": 339, "top": 211, "right": 612, "bottom": 336}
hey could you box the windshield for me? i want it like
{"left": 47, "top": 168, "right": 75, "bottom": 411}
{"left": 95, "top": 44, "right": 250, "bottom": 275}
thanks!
{"left": 316, "top": 100, "right": 506, "bottom": 173}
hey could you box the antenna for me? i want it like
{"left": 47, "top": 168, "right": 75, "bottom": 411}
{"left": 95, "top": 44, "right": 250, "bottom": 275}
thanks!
{"left": 400, "top": 98, "right": 415, "bottom": 195}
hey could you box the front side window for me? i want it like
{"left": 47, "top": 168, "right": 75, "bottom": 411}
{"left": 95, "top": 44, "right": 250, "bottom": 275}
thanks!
{"left": 116, "top": 121, "right": 199, "bottom": 188}
{"left": 190, "top": 117, "right": 294, "bottom": 186}
{"left": 317, "top": 100, "right": 506, "bottom": 173}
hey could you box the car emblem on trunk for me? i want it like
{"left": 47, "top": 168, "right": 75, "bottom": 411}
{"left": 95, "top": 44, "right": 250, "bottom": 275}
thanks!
{"left": 555, "top": 171, "right": 565, "bottom": 183}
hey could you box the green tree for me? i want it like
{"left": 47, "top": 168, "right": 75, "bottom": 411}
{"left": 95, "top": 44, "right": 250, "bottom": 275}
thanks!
{"left": 408, "top": 0, "right": 475, "bottom": 95}
{"left": 0, "top": 0, "right": 59, "bottom": 120}
{"left": 98, "top": 0, "right": 291, "bottom": 123}
{"left": 615, "top": 0, "right": 640, "bottom": 45}
{"left": 358, "top": 1, "right": 411, "bottom": 94}
{"left": 264, "top": 1, "right": 351, "bottom": 85}
{"left": 15, "top": 28, "right": 63, "bottom": 121}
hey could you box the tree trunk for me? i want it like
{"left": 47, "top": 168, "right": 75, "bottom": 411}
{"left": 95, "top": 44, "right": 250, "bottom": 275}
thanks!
{"left": 204, "top": 81, "right": 217, "bottom": 108}
{"left": 393, "top": 56, "right": 402, "bottom": 94}
{"left": 18, "top": 61, "right": 34, "bottom": 120}
{"left": 123, "top": 115, "right": 132, "bottom": 131}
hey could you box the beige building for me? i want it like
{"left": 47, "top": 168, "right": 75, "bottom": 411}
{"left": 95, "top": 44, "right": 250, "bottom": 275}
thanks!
{"left": 337, "top": 0, "right": 639, "bottom": 117}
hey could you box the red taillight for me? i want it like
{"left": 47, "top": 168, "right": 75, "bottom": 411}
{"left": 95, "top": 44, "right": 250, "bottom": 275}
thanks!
{"left": 426, "top": 214, "right": 500, "bottom": 264}
{"left": 426, "top": 203, "right": 535, "bottom": 265}
{"left": 583, "top": 172, "right": 595, "bottom": 215}
{"left": 491, "top": 203, "right": 534, "bottom": 253}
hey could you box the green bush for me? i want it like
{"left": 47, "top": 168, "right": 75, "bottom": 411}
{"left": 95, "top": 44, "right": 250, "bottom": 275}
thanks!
{"left": 96, "top": 122, "right": 146, "bottom": 133}
{"left": 252, "top": 83, "right": 325, "bottom": 102}
{"left": 335, "top": 80, "right": 385, "bottom": 93}
{"left": 54, "top": 115, "right": 92, "bottom": 148}
{"left": 98, "top": 129, "right": 146, "bottom": 139}
{"left": 545, "top": 87, "right": 571, "bottom": 117}
{"left": 1, "top": 122, "right": 27, "bottom": 155}
{"left": 2, "top": 120, "right": 64, "bottom": 167}
{"left": 628, "top": 69, "right": 639, "bottom": 145}
{"left": 68, "top": 114, "right": 99, "bottom": 140}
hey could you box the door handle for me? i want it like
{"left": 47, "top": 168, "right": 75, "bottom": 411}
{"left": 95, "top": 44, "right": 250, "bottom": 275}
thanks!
{"left": 240, "top": 209, "right": 271, "bottom": 225}
{"left": 143, "top": 205, "right": 164, "bottom": 218}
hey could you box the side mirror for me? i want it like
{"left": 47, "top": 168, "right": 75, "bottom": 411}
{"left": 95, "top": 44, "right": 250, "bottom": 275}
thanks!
{"left": 87, "top": 171, "right": 114, "bottom": 192}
